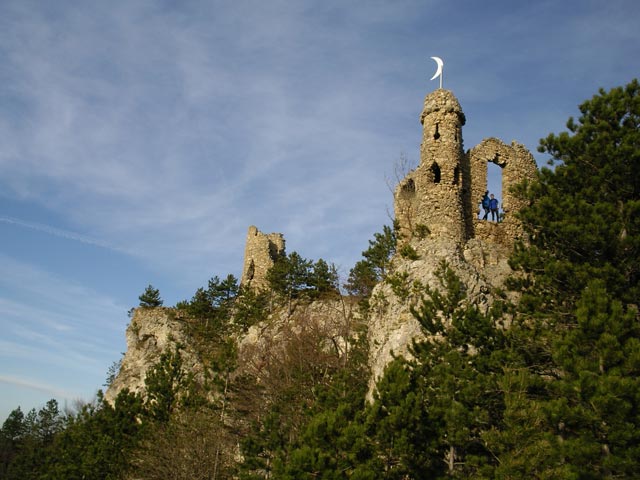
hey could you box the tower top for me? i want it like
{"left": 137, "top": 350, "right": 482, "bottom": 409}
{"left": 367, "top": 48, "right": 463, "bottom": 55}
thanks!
{"left": 420, "top": 89, "right": 466, "bottom": 126}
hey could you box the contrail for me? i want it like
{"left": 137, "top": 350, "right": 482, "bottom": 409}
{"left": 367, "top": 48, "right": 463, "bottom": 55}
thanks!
{"left": 0, "top": 215, "right": 121, "bottom": 251}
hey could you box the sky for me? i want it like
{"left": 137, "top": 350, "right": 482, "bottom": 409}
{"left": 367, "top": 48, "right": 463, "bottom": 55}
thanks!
{"left": 1, "top": 0, "right": 639, "bottom": 420}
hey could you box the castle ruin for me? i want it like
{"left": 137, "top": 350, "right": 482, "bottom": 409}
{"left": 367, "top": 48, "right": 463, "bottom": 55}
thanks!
{"left": 394, "top": 89, "right": 537, "bottom": 248}
{"left": 109, "top": 86, "right": 542, "bottom": 408}
{"left": 240, "top": 225, "right": 286, "bottom": 290}
{"left": 240, "top": 90, "right": 537, "bottom": 294}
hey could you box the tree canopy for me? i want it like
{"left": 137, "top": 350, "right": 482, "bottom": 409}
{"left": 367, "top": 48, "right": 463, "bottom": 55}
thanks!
{"left": 511, "top": 78, "right": 640, "bottom": 309}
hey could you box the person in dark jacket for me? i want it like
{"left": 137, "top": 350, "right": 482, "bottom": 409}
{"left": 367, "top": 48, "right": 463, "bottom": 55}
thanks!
{"left": 489, "top": 194, "right": 499, "bottom": 221}
{"left": 481, "top": 191, "right": 490, "bottom": 220}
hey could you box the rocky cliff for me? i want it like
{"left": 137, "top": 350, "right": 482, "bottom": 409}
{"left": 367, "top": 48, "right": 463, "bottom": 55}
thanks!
{"left": 104, "top": 307, "right": 203, "bottom": 404}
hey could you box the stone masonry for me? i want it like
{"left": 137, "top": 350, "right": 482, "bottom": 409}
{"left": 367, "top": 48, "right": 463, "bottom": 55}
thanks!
{"left": 394, "top": 89, "right": 537, "bottom": 248}
{"left": 240, "top": 225, "right": 286, "bottom": 290}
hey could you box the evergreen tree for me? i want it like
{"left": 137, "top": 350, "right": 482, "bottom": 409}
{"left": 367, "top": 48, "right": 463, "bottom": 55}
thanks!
{"left": 309, "top": 258, "right": 340, "bottom": 297}
{"left": 345, "top": 224, "right": 397, "bottom": 303}
{"left": 43, "top": 390, "right": 145, "bottom": 479}
{"left": 234, "top": 285, "right": 270, "bottom": 331}
{"left": 0, "top": 408, "right": 26, "bottom": 477}
{"left": 344, "top": 259, "right": 378, "bottom": 298}
{"left": 177, "top": 274, "right": 240, "bottom": 340}
{"left": 144, "top": 347, "right": 188, "bottom": 423}
{"left": 271, "top": 328, "right": 374, "bottom": 479}
{"left": 511, "top": 79, "right": 640, "bottom": 309}
{"left": 266, "top": 251, "right": 315, "bottom": 308}
{"left": 1, "top": 400, "right": 66, "bottom": 479}
{"left": 138, "top": 284, "right": 163, "bottom": 307}
{"left": 547, "top": 281, "right": 640, "bottom": 477}
{"left": 369, "top": 263, "right": 509, "bottom": 478}
{"left": 503, "top": 79, "right": 640, "bottom": 477}
{"left": 276, "top": 263, "right": 513, "bottom": 479}
{"left": 362, "top": 225, "right": 397, "bottom": 278}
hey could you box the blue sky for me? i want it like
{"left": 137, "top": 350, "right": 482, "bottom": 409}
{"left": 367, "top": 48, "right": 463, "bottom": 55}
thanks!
{"left": 1, "top": 0, "right": 638, "bottom": 419}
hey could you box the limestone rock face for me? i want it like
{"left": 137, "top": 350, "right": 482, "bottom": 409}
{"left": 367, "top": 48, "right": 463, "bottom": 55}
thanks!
{"left": 104, "top": 307, "right": 201, "bottom": 404}
{"left": 367, "top": 235, "right": 514, "bottom": 394}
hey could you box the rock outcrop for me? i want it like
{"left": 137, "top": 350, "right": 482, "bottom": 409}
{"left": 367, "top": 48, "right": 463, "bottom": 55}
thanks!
{"left": 104, "top": 307, "right": 201, "bottom": 404}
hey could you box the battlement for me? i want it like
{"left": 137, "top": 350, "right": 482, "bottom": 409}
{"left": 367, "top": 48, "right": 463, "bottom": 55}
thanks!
{"left": 240, "top": 225, "right": 286, "bottom": 290}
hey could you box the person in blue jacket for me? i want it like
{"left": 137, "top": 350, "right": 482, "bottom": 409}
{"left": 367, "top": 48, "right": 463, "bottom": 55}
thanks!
{"left": 480, "top": 191, "right": 490, "bottom": 220}
{"left": 489, "top": 194, "right": 499, "bottom": 221}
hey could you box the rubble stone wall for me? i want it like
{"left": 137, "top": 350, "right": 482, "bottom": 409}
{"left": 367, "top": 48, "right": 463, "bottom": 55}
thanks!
{"left": 394, "top": 89, "right": 537, "bottom": 249}
{"left": 468, "top": 138, "right": 538, "bottom": 247}
{"left": 240, "top": 225, "right": 286, "bottom": 290}
{"left": 395, "top": 89, "right": 467, "bottom": 243}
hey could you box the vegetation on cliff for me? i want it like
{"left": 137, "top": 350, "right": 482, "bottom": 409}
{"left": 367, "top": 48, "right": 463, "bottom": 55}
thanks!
{"left": 1, "top": 80, "right": 639, "bottom": 479}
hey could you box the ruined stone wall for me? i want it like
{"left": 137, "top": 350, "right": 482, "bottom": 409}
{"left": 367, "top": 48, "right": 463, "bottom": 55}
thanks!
{"left": 377, "top": 89, "right": 539, "bottom": 395}
{"left": 394, "top": 89, "right": 537, "bottom": 249}
{"left": 468, "top": 138, "right": 538, "bottom": 247}
{"left": 240, "top": 225, "right": 286, "bottom": 290}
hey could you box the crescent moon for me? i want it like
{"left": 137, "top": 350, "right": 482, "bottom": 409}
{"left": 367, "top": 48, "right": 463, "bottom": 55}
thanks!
{"left": 430, "top": 56, "right": 443, "bottom": 81}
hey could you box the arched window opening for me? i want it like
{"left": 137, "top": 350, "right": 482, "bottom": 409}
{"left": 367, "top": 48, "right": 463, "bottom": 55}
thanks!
{"left": 487, "top": 161, "right": 503, "bottom": 220}
{"left": 430, "top": 162, "right": 441, "bottom": 184}
{"left": 433, "top": 123, "right": 440, "bottom": 140}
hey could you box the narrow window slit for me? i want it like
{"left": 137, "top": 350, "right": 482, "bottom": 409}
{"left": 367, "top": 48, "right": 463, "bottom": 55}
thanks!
{"left": 431, "top": 162, "right": 441, "bottom": 183}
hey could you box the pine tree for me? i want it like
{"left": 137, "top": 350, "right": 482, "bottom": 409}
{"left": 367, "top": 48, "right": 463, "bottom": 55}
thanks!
{"left": 339, "top": 263, "right": 512, "bottom": 479}
{"left": 138, "top": 284, "right": 163, "bottom": 307}
{"left": 511, "top": 79, "right": 640, "bottom": 310}
{"left": 504, "top": 79, "right": 640, "bottom": 477}
{"left": 144, "top": 347, "right": 188, "bottom": 423}
{"left": 309, "top": 258, "right": 340, "bottom": 297}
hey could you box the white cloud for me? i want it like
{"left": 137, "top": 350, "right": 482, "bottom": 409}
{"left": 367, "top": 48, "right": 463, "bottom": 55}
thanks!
{"left": 0, "top": 255, "right": 128, "bottom": 368}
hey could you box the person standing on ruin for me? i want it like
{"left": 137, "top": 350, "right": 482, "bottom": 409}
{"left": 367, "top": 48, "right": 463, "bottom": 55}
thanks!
{"left": 481, "top": 191, "right": 490, "bottom": 220}
{"left": 489, "top": 194, "right": 499, "bottom": 221}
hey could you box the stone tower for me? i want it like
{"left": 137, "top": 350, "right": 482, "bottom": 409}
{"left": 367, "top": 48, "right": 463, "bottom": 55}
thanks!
{"left": 394, "top": 89, "right": 537, "bottom": 248}
{"left": 395, "top": 89, "right": 467, "bottom": 242}
{"left": 240, "top": 225, "right": 286, "bottom": 290}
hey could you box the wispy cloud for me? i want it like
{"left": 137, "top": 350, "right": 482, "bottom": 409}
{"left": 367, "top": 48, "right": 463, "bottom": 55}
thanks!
{"left": 0, "top": 215, "right": 123, "bottom": 252}
{"left": 0, "top": 375, "right": 77, "bottom": 400}
{"left": 0, "top": 254, "right": 128, "bottom": 417}
{"left": 0, "top": 1, "right": 404, "bottom": 253}
{"left": 1, "top": 0, "right": 637, "bottom": 276}
{"left": 0, "top": 255, "right": 128, "bottom": 370}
